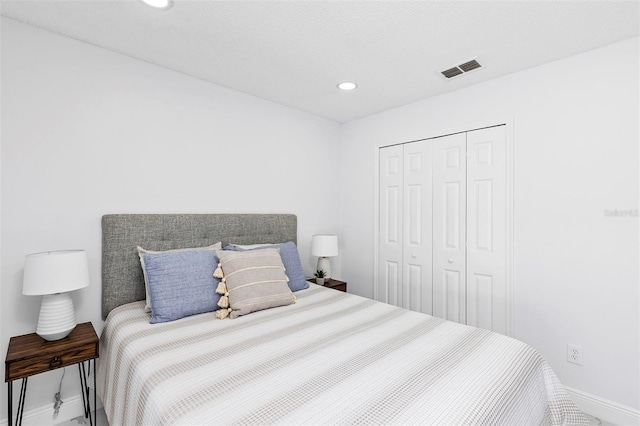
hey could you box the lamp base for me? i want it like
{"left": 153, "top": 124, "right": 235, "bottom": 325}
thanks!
{"left": 316, "top": 257, "right": 332, "bottom": 279}
{"left": 36, "top": 293, "right": 77, "bottom": 341}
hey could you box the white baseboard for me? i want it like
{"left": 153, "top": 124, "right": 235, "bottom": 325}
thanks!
{"left": 566, "top": 386, "right": 640, "bottom": 426}
{"left": 0, "top": 392, "right": 103, "bottom": 426}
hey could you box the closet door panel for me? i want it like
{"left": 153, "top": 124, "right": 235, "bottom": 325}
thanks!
{"left": 403, "top": 140, "right": 433, "bottom": 314}
{"left": 378, "top": 145, "right": 403, "bottom": 305}
{"left": 466, "top": 126, "right": 507, "bottom": 333}
{"left": 432, "top": 133, "right": 467, "bottom": 323}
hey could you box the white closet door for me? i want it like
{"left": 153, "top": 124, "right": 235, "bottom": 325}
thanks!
{"left": 432, "top": 133, "right": 467, "bottom": 323}
{"left": 378, "top": 145, "right": 403, "bottom": 306}
{"left": 402, "top": 141, "right": 433, "bottom": 314}
{"left": 466, "top": 126, "right": 507, "bottom": 333}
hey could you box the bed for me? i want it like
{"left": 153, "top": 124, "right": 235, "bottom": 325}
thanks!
{"left": 97, "top": 214, "right": 587, "bottom": 425}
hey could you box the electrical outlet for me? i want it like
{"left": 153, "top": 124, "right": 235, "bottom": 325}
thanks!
{"left": 567, "top": 344, "right": 583, "bottom": 365}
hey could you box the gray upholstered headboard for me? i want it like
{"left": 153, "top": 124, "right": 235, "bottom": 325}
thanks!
{"left": 101, "top": 214, "right": 297, "bottom": 319}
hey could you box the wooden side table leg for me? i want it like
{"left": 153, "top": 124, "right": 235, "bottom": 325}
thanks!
{"left": 16, "top": 377, "right": 28, "bottom": 426}
{"left": 93, "top": 359, "right": 97, "bottom": 426}
{"left": 78, "top": 363, "right": 87, "bottom": 418}
{"left": 78, "top": 362, "right": 93, "bottom": 426}
{"left": 7, "top": 381, "right": 12, "bottom": 426}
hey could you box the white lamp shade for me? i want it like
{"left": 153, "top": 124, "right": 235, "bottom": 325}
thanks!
{"left": 23, "top": 250, "right": 90, "bottom": 295}
{"left": 311, "top": 235, "right": 339, "bottom": 257}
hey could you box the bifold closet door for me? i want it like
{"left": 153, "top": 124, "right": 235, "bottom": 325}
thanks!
{"left": 379, "top": 126, "right": 508, "bottom": 332}
{"left": 378, "top": 145, "right": 403, "bottom": 306}
{"left": 378, "top": 141, "right": 433, "bottom": 313}
{"left": 402, "top": 141, "right": 433, "bottom": 314}
{"left": 432, "top": 133, "right": 467, "bottom": 323}
{"left": 466, "top": 125, "right": 507, "bottom": 334}
{"left": 432, "top": 126, "right": 507, "bottom": 332}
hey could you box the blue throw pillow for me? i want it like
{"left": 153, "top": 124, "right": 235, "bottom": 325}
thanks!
{"left": 143, "top": 250, "right": 220, "bottom": 323}
{"left": 223, "top": 242, "right": 309, "bottom": 292}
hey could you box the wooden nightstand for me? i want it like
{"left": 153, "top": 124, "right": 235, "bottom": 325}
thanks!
{"left": 5, "top": 322, "right": 99, "bottom": 426}
{"left": 309, "top": 278, "right": 347, "bottom": 292}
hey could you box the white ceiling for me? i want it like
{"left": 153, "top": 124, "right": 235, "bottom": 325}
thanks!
{"left": 2, "top": 0, "right": 638, "bottom": 122}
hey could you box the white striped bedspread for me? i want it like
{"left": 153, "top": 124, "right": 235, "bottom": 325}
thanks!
{"left": 98, "top": 285, "right": 587, "bottom": 425}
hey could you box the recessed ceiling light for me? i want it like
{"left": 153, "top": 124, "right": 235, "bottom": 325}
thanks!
{"left": 141, "top": 0, "right": 172, "bottom": 9}
{"left": 337, "top": 81, "right": 358, "bottom": 91}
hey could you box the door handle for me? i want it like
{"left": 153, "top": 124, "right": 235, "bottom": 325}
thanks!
{"left": 448, "top": 258, "right": 454, "bottom": 263}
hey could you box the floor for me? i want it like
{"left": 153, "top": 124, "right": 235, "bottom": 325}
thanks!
{"left": 584, "top": 412, "right": 615, "bottom": 426}
{"left": 58, "top": 408, "right": 108, "bottom": 426}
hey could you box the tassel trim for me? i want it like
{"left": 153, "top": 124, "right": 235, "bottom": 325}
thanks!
{"left": 215, "top": 307, "right": 232, "bottom": 319}
{"left": 218, "top": 293, "right": 230, "bottom": 308}
{"left": 216, "top": 280, "right": 230, "bottom": 308}
{"left": 213, "top": 263, "right": 224, "bottom": 279}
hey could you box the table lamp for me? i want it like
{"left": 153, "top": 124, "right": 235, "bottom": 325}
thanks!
{"left": 23, "top": 250, "right": 90, "bottom": 341}
{"left": 311, "top": 234, "right": 338, "bottom": 279}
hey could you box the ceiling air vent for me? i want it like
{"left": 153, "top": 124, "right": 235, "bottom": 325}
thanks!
{"left": 441, "top": 67, "right": 463, "bottom": 79}
{"left": 459, "top": 59, "right": 481, "bottom": 72}
{"left": 439, "top": 57, "right": 483, "bottom": 80}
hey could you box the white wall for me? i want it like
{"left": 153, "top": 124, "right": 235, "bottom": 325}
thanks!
{"left": 0, "top": 17, "right": 342, "bottom": 422}
{"left": 338, "top": 36, "right": 639, "bottom": 411}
